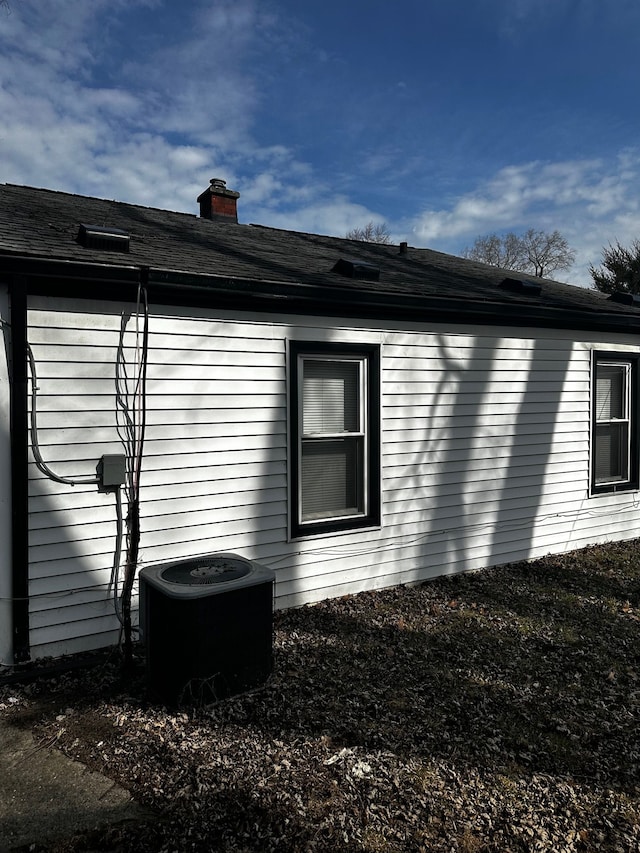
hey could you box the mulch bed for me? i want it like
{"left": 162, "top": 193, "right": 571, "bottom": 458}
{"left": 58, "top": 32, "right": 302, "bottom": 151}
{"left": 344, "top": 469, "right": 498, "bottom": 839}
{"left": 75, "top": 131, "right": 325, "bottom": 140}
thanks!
{"left": 2, "top": 541, "right": 640, "bottom": 852}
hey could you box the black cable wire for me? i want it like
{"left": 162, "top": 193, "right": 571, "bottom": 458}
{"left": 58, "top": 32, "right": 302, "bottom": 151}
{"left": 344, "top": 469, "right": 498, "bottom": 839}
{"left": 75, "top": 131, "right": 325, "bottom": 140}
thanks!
{"left": 26, "top": 343, "right": 101, "bottom": 486}
{"left": 119, "top": 284, "right": 149, "bottom": 658}
{"left": 111, "top": 485, "right": 124, "bottom": 626}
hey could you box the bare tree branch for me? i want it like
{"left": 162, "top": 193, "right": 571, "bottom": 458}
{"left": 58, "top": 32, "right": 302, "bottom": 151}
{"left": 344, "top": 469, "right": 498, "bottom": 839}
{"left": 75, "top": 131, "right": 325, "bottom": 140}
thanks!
{"left": 463, "top": 229, "right": 575, "bottom": 280}
{"left": 345, "top": 221, "right": 392, "bottom": 244}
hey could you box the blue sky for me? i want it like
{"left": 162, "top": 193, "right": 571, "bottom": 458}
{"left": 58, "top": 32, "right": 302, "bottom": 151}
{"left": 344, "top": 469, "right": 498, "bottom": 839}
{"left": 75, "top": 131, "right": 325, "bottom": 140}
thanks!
{"left": 1, "top": 0, "right": 639, "bottom": 285}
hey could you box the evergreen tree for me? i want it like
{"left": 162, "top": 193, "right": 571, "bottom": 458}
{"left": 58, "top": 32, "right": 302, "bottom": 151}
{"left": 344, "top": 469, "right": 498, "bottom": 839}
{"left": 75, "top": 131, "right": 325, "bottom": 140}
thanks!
{"left": 590, "top": 240, "right": 640, "bottom": 295}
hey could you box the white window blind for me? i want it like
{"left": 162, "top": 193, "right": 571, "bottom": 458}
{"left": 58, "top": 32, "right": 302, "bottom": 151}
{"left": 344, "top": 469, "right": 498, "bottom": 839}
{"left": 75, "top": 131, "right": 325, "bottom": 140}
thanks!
{"left": 301, "top": 439, "right": 362, "bottom": 520}
{"left": 302, "top": 361, "right": 359, "bottom": 434}
{"left": 596, "top": 365, "right": 624, "bottom": 420}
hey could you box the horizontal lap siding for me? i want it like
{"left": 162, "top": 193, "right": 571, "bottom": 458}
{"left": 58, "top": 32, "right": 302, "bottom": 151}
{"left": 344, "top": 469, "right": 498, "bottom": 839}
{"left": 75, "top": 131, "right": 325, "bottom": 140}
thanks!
{"left": 276, "top": 329, "right": 640, "bottom": 606}
{"left": 26, "top": 306, "right": 124, "bottom": 658}
{"left": 27, "top": 300, "right": 289, "bottom": 658}
{"left": 135, "top": 315, "right": 288, "bottom": 579}
{"left": 379, "top": 335, "right": 580, "bottom": 591}
{"left": 25, "top": 297, "right": 640, "bottom": 659}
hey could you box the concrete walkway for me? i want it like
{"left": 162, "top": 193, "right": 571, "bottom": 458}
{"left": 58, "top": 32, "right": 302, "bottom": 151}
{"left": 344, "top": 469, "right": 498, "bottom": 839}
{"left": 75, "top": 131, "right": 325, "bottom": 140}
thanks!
{"left": 0, "top": 714, "right": 149, "bottom": 851}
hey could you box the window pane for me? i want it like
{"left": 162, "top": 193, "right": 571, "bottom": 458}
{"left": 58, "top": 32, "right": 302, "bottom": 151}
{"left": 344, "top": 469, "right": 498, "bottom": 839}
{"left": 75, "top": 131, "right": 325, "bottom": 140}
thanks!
{"left": 303, "top": 360, "right": 359, "bottom": 434}
{"left": 595, "top": 423, "right": 628, "bottom": 483}
{"left": 596, "top": 365, "right": 625, "bottom": 420}
{"left": 301, "top": 438, "right": 363, "bottom": 520}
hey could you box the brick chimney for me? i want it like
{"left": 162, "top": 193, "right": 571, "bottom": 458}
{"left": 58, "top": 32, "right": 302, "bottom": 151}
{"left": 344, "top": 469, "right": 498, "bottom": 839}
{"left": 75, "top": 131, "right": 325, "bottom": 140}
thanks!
{"left": 197, "top": 178, "right": 240, "bottom": 223}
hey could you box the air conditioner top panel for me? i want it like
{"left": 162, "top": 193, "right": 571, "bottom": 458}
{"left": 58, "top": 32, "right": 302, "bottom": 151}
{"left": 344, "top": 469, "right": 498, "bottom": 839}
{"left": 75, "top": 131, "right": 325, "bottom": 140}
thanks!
{"left": 139, "top": 553, "right": 275, "bottom": 599}
{"left": 163, "top": 555, "right": 251, "bottom": 585}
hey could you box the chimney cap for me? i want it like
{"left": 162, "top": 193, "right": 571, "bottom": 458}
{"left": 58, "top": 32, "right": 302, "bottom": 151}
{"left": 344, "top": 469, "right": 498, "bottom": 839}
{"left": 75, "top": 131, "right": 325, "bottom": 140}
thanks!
{"left": 197, "top": 178, "right": 240, "bottom": 203}
{"left": 197, "top": 177, "right": 240, "bottom": 221}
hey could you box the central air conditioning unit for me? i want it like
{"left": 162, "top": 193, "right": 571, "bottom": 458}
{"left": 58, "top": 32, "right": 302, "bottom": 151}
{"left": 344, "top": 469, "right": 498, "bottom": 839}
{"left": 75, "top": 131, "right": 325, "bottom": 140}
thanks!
{"left": 139, "top": 553, "right": 275, "bottom": 704}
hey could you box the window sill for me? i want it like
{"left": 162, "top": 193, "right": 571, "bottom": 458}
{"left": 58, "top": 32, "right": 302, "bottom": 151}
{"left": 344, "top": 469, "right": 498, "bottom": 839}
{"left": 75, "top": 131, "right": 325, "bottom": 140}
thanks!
{"left": 289, "top": 520, "right": 382, "bottom": 542}
{"left": 590, "top": 483, "right": 638, "bottom": 497}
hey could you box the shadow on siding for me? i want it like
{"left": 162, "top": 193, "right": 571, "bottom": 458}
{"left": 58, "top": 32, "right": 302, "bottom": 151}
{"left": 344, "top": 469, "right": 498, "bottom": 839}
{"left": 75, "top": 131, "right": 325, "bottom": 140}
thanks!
{"left": 412, "top": 332, "right": 574, "bottom": 581}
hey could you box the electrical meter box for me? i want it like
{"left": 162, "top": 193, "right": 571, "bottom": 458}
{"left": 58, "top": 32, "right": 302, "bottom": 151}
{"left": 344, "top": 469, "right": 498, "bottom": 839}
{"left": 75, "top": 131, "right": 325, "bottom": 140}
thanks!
{"left": 100, "top": 454, "right": 126, "bottom": 487}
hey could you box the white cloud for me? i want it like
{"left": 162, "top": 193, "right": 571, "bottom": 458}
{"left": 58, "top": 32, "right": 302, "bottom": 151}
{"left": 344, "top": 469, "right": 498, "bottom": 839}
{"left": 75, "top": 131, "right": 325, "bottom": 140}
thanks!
{"left": 84, "top": 88, "right": 140, "bottom": 115}
{"left": 254, "top": 197, "right": 384, "bottom": 238}
{"left": 3, "top": 0, "right": 637, "bottom": 294}
{"left": 0, "top": 0, "right": 395, "bottom": 233}
{"left": 0, "top": 1, "right": 279, "bottom": 206}
{"left": 412, "top": 152, "right": 640, "bottom": 286}
{"left": 0, "top": 0, "right": 368, "bottom": 224}
{"left": 495, "top": 0, "right": 603, "bottom": 40}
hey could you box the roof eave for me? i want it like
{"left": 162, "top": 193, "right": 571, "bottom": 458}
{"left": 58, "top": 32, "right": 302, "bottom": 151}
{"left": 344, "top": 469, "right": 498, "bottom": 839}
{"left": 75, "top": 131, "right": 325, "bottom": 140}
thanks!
{"left": 2, "top": 253, "right": 639, "bottom": 337}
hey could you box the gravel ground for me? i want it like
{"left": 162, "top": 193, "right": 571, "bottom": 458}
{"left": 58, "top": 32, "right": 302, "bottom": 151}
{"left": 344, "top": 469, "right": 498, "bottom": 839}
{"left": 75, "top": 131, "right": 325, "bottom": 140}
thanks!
{"left": 2, "top": 541, "right": 640, "bottom": 852}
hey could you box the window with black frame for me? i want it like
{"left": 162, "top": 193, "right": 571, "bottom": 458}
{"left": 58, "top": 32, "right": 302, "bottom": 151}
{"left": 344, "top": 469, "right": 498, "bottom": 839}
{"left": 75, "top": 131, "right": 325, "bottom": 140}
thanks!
{"left": 592, "top": 352, "right": 639, "bottom": 493}
{"left": 290, "top": 342, "right": 380, "bottom": 537}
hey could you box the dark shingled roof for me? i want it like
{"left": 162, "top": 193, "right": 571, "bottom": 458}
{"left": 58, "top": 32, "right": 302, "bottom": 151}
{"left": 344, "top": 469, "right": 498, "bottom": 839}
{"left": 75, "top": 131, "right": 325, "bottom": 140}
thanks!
{"left": 1, "top": 183, "right": 638, "bottom": 332}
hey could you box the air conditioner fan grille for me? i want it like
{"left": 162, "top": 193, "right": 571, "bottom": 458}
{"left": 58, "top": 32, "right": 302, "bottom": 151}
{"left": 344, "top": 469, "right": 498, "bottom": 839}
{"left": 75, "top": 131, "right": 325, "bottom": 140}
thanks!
{"left": 161, "top": 557, "right": 251, "bottom": 585}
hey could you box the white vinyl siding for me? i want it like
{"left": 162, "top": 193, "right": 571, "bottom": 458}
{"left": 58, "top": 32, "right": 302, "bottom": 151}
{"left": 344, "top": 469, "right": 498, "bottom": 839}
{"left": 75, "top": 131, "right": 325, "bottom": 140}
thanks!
{"left": 23, "top": 296, "right": 640, "bottom": 660}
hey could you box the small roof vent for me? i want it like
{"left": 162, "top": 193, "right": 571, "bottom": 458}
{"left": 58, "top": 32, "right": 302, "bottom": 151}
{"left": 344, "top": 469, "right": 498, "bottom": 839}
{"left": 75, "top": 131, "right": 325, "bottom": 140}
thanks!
{"left": 499, "top": 277, "right": 541, "bottom": 296}
{"left": 332, "top": 258, "right": 380, "bottom": 282}
{"left": 608, "top": 291, "right": 640, "bottom": 306}
{"left": 77, "top": 223, "right": 130, "bottom": 253}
